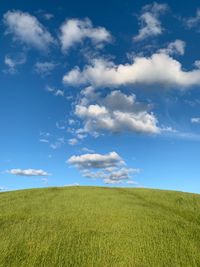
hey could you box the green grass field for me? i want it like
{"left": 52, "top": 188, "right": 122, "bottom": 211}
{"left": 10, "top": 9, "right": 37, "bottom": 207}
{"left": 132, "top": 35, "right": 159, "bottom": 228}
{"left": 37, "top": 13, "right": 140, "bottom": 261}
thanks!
{"left": 0, "top": 186, "right": 200, "bottom": 267}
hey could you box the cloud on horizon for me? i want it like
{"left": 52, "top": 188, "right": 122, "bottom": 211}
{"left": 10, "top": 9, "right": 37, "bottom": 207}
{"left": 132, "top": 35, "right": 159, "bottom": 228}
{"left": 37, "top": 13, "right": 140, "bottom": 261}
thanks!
{"left": 68, "top": 151, "right": 139, "bottom": 184}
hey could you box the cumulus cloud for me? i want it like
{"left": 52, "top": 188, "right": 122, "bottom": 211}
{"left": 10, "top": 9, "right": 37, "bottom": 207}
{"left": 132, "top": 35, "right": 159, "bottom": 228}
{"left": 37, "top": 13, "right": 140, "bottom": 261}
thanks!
{"left": 3, "top": 10, "right": 54, "bottom": 50}
{"left": 134, "top": 2, "right": 168, "bottom": 42}
{"left": 8, "top": 168, "right": 49, "bottom": 176}
{"left": 59, "top": 18, "right": 112, "bottom": 52}
{"left": 159, "top": 40, "right": 186, "bottom": 56}
{"left": 68, "top": 152, "right": 139, "bottom": 184}
{"left": 68, "top": 151, "right": 124, "bottom": 169}
{"left": 73, "top": 88, "right": 160, "bottom": 136}
{"left": 35, "top": 62, "right": 57, "bottom": 76}
{"left": 83, "top": 167, "right": 138, "bottom": 184}
{"left": 63, "top": 53, "right": 200, "bottom": 88}
{"left": 103, "top": 167, "right": 139, "bottom": 184}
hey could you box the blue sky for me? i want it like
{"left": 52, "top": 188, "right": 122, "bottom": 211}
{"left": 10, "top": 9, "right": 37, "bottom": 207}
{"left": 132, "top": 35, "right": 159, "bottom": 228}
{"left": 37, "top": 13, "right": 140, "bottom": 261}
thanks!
{"left": 1, "top": 0, "right": 200, "bottom": 193}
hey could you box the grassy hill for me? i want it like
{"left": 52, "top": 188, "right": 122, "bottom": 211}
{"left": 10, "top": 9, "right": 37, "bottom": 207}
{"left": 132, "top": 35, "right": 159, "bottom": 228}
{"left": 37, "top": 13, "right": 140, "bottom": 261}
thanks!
{"left": 0, "top": 186, "right": 200, "bottom": 267}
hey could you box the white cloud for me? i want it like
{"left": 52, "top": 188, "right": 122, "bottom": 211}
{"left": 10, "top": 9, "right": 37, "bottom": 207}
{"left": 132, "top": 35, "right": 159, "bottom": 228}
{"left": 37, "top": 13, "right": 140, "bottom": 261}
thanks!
{"left": 54, "top": 90, "right": 64, "bottom": 97}
{"left": 81, "top": 147, "right": 95, "bottom": 153}
{"left": 46, "top": 86, "right": 54, "bottom": 93}
{"left": 40, "top": 131, "right": 50, "bottom": 138}
{"left": 43, "top": 13, "right": 54, "bottom": 20}
{"left": 3, "top": 10, "right": 54, "bottom": 50}
{"left": 194, "top": 60, "right": 200, "bottom": 69}
{"left": 170, "top": 131, "right": 200, "bottom": 141}
{"left": 191, "top": 117, "right": 200, "bottom": 124}
{"left": 74, "top": 89, "right": 160, "bottom": 135}
{"left": 134, "top": 2, "right": 168, "bottom": 42}
{"left": 8, "top": 168, "right": 49, "bottom": 176}
{"left": 0, "top": 186, "right": 6, "bottom": 191}
{"left": 4, "top": 54, "right": 26, "bottom": 74}
{"left": 68, "top": 152, "right": 139, "bottom": 184}
{"left": 50, "top": 137, "right": 65, "bottom": 150}
{"left": 161, "top": 126, "right": 200, "bottom": 141}
{"left": 103, "top": 167, "right": 139, "bottom": 183}
{"left": 63, "top": 53, "right": 200, "bottom": 88}
{"left": 68, "top": 138, "right": 78, "bottom": 145}
{"left": 35, "top": 62, "right": 56, "bottom": 76}
{"left": 76, "top": 133, "right": 87, "bottom": 139}
{"left": 56, "top": 122, "right": 66, "bottom": 130}
{"left": 184, "top": 9, "right": 200, "bottom": 29}
{"left": 64, "top": 183, "right": 80, "bottom": 187}
{"left": 59, "top": 18, "right": 112, "bottom": 52}
{"left": 46, "top": 86, "right": 65, "bottom": 97}
{"left": 126, "top": 180, "right": 138, "bottom": 184}
{"left": 39, "top": 138, "right": 49, "bottom": 143}
{"left": 68, "top": 119, "right": 76, "bottom": 125}
{"left": 68, "top": 151, "right": 124, "bottom": 169}
{"left": 159, "top": 40, "right": 186, "bottom": 56}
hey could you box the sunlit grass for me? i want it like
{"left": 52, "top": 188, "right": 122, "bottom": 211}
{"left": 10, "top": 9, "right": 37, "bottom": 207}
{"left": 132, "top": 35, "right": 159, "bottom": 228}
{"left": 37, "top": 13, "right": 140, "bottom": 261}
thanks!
{"left": 0, "top": 186, "right": 199, "bottom": 266}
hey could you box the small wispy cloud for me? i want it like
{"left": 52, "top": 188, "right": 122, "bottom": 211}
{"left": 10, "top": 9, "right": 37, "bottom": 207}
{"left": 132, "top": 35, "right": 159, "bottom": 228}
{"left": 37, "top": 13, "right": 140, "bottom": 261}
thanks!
{"left": 184, "top": 9, "right": 200, "bottom": 29}
{"left": 42, "top": 177, "right": 48, "bottom": 184}
{"left": 158, "top": 40, "right": 186, "bottom": 56}
{"left": 35, "top": 61, "right": 57, "bottom": 76}
{"left": 191, "top": 117, "right": 200, "bottom": 124}
{"left": 68, "top": 138, "right": 78, "bottom": 146}
{"left": 8, "top": 168, "right": 50, "bottom": 176}
{"left": 56, "top": 122, "right": 66, "bottom": 130}
{"left": 46, "top": 86, "right": 65, "bottom": 97}
{"left": 50, "top": 137, "right": 65, "bottom": 150}
{"left": 0, "top": 186, "right": 6, "bottom": 192}
{"left": 39, "top": 138, "right": 49, "bottom": 143}
{"left": 81, "top": 147, "right": 95, "bottom": 153}
{"left": 4, "top": 54, "right": 26, "bottom": 74}
{"left": 133, "top": 2, "right": 168, "bottom": 42}
{"left": 64, "top": 183, "right": 80, "bottom": 187}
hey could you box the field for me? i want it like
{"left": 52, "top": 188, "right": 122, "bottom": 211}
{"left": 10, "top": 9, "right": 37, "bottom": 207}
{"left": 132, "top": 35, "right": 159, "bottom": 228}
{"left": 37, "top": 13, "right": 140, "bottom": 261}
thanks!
{"left": 0, "top": 186, "right": 200, "bottom": 267}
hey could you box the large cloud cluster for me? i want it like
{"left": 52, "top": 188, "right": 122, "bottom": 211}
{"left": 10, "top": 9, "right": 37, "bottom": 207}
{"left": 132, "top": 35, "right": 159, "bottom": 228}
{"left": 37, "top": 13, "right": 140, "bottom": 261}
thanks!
{"left": 68, "top": 152, "right": 139, "bottom": 184}
{"left": 73, "top": 88, "right": 160, "bottom": 136}
{"left": 63, "top": 53, "right": 200, "bottom": 88}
